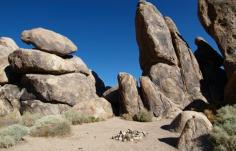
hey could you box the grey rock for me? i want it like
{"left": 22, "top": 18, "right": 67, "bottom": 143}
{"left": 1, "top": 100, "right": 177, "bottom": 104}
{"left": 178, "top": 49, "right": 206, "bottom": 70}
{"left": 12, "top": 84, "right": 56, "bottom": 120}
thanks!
{"left": 140, "top": 76, "right": 181, "bottom": 118}
{"left": 20, "top": 100, "right": 71, "bottom": 116}
{"left": 169, "top": 111, "right": 212, "bottom": 133}
{"left": 149, "top": 63, "right": 187, "bottom": 108}
{"left": 0, "top": 46, "right": 16, "bottom": 85}
{"left": 0, "top": 37, "right": 19, "bottom": 50}
{"left": 21, "top": 27, "right": 77, "bottom": 56}
{"left": 136, "top": 1, "right": 178, "bottom": 73}
{"left": 8, "top": 49, "right": 89, "bottom": 75}
{"left": 72, "top": 97, "right": 113, "bottom": 119}
{"left": 118, "top": 72, "right": 144, "bottom": 116}
{"left": 198, "top": 0, "right": 236, "bottom": 77}
{"left": 165, "top": 17, "right": 206, "bottom": 103}
{"left": 177, "top": 116, "right": 213, "bottom": 151}
{"left": 21, "top": 73, "right": 97, "bottom": 106}
{"left": 0, "top": 84, "right": 22, "bottom": 116}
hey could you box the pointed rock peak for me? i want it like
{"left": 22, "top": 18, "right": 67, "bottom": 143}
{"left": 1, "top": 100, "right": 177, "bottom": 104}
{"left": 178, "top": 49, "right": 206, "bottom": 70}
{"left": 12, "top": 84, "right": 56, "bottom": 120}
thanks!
{"left": 164, "top": 16, "right": 180, "bottom": 34}
{"left": 195, "top": 36, "right": 207, "bottom": 46}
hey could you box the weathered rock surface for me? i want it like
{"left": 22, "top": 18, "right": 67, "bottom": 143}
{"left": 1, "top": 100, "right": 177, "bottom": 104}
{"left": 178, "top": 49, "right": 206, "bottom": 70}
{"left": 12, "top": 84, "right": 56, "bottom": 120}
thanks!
{"left": 72, "top": 97, "right": 113, "bottom": 119}
{"left": 169, "top": 111, "right": 212, "bottom": 133}
{"left": 103, "top": 85, "right": 121, "bottom": 116}
{"left": 136, "top": 1, "right": 207, "bottom": 117}
{"left": 0, "top": 45, "right": 16, "bottom": 85}
{"left": 149, "top": 63, "right": 187, "bottom": 107}
{"left": 20, "top": 100, "right": 70, "bottom": 116}
{"left": 194, "top": 37, "right": 226, "bottom": 106}
{"left": 177, "top": 116, "right": 213, "bottom": 151}
{"left": 198, "top": 0, "right": 236, "bottom": 77}
{"left": 21, "top": 73, "right": 97, "bottom": 106}
{"left": 165, "top": 17, "right": 206, "bottom": 103}
{"left": 136, "top": 1, "right": 177, "bottom": 73}
{"left": 21, "top": 27, "right": 77, "bottom": 56}
{"left": 8, "top": 49, "right": 89, "bottom": 75}
{"left": 0, "top": 37, "right": 19, "bottom": 50}
{"left": 140, "top": 76, "right": 181, "bottom": 118}
{"left": 118, "top": 72, "right": 143, "bottom": 116}
{"left": 0, "top": 84, "right": 21, "bottom": 116}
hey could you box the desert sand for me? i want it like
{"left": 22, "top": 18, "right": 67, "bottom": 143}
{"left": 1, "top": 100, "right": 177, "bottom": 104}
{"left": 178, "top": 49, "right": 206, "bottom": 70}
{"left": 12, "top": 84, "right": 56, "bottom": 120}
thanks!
{"left": 3, "top": 117, "right": 179, "bottom": 151}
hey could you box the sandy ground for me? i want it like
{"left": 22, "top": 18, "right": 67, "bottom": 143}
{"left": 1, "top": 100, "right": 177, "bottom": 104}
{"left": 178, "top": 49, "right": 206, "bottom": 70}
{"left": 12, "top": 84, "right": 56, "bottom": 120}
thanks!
{"left": 3, "top": 117, "right": 179, "bottom": 151}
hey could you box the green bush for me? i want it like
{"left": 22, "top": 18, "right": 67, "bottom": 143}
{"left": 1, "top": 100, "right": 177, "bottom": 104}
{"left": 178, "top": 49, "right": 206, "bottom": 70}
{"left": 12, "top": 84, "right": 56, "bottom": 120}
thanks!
{"left": 210, "top": 105, "right": 236, "bottom": 151}
{"left": 30, "top": 115, "right": 71, "bottom": 137}
{"left": 63, "top": 110, "right": 101, "bottom": 125}
{"left": 133, "top": 110, "right": 153, "bottom": 122}
{"left": 21, "top": 112, "right": 42, "bottom": 127}
{"left": 0, "top": 124, "right": 29, "bottom": 148}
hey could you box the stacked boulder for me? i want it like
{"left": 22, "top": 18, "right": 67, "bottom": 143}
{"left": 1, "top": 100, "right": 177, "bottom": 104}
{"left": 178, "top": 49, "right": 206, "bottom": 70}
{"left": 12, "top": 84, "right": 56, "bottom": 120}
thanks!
{"left": 1, "top": 28, "right": 112, "bottom": 120}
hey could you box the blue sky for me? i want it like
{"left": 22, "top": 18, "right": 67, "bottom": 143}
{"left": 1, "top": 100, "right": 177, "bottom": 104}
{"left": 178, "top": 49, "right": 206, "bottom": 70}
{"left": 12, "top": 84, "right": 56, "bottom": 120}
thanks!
{"left": 0, "top": 0, "right": 218, "bottom": 86}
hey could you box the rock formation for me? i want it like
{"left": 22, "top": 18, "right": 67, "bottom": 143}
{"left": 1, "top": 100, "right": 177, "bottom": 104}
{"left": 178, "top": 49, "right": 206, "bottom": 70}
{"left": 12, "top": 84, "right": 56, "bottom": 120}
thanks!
{"left": 21, "top": 28, "right": 77, "bottom": 56}
{"left": 194, "top": 37, "right": 226, "bottom": 106}
{"left": 169, "top": 111, "right": 212, "bottom": 133}
{"left": 0, "top": 28, "right": 112, "bottom": 119}
{"left": 177, "top": 116, "right": 213, "bottom": 151}
{"left": 198, "top": 0, "right": 236, "bottom": 78}
{"left": 118, "top": 72, "right": 144, "bottom": 116}
{"left": 198, "top": 0, "right": 236, "bottom": 104}
{"left": 135, "top": 0, "right": 207, "bottom": 118}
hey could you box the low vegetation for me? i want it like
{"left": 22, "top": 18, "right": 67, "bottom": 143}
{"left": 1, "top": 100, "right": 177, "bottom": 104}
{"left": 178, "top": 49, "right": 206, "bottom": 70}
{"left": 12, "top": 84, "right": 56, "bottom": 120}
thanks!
{"left": 30, "top": 115, "right": 71, "bottom": 137}
{"left": 0, "top": 124, "right": 29, "bottom": 148}
{"left": 122, "top": 110, "right": 153, "bottom": 122}
{"left": 63, "top": 110, "right": 101, "bottom": 125}
{"left": 133, "top": 111, "right": 153, "bottom": 122}
{"left": 210, "top": 105, "right": 236, "bottom": 151}
{"left": 21, "top": 112, "right": 43, "bottom": 127}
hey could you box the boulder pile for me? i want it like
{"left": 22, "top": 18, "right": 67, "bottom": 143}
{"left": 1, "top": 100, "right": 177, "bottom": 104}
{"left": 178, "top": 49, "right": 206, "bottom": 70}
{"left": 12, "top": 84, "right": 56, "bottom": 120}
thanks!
{"left": 0, "top": 28, "right": 112, "bottom": 120}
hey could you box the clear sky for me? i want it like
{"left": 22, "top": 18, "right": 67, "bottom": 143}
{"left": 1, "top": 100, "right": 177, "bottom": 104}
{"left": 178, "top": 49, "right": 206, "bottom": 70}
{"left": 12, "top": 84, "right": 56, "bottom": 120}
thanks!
{"left": 0, "top": 0, "right": 219, "bottom": 86}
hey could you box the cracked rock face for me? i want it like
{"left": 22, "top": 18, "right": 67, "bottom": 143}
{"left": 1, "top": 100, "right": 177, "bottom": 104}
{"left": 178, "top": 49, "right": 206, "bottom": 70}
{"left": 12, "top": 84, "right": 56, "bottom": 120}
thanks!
{"left": 135, "top": 1, "right": 206, "bottom": 118}
{"left": 21, "top": 73, "right": 97, "bottom": 106}
{"left": 198, "top": 0, "right": 236, "bottom": 78}
{"left": 118, "top": 72, "right": 144, "bottom": 116}
{"left": 177, "top": 116, "right": 213, "bottom": 151}
{"left": 8, "top": 49, "right": 90, "bottom": 75}
{"left": 21, "top": 27, "right": 77, "bottom": 56}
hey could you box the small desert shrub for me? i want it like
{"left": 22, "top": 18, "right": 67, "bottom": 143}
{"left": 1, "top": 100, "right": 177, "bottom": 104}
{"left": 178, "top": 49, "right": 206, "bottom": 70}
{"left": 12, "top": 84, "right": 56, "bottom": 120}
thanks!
{"left": 133, "top": 111, "right": 153, "bottom": 122}
{"left": 122, "top": 111, "right": 153, "bottom": 122}
{"left": 121, "top": 113, "right": 133, "bottom": 121}
{"left": 30, "top": 115, "right": 71, "bottom": 137}
{"left": 210, "top": 105, "right": 236, "bottom": 151}
{"left": 0, "top": 124, "right": 29, "bottom": 148}
{"left": 21, "top": 112, "right": 43, "bottom": 127}
{"left": 63, "top": 110, "right": 101, "bottom": 125}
